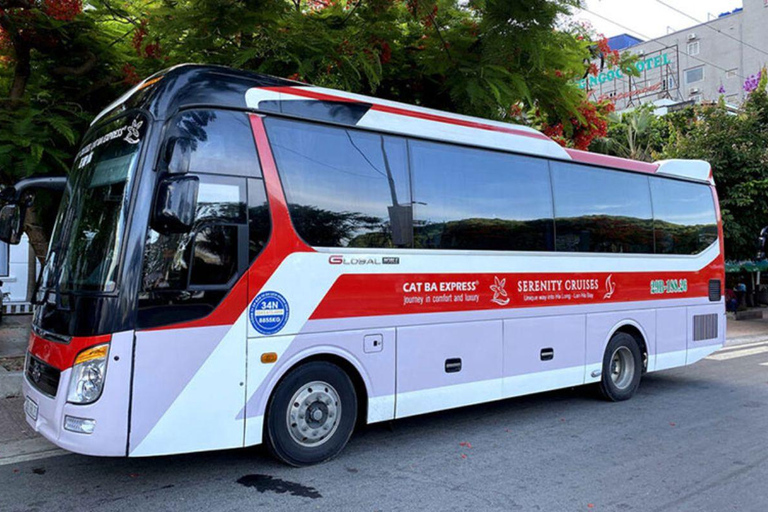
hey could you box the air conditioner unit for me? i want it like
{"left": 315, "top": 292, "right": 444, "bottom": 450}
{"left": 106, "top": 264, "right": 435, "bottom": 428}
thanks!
{"left": 689, "top": 87, "right": 701, "bottom": 95}
{"left": 687, "top": 33, "right": 697, "bottom": 40}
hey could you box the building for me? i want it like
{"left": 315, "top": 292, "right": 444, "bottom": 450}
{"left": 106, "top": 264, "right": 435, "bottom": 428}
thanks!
{"left": 0, "top": 236, "right": 34, "bottom": 313}
{"left": 581, "top": 0, "right": 768, "bottom": 111}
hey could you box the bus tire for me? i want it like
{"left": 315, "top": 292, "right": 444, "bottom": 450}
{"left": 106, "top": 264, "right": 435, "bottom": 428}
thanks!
{"left": 265, "top": 361, "right": 357, "bottom": 466}
{"left": 599, "top": 332, "right": 643, "bottom": 402}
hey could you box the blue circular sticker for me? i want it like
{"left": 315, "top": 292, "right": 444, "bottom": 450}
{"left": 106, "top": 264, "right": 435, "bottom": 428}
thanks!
{"left": 250, "top": 291, "right": 290, "bottom": 335}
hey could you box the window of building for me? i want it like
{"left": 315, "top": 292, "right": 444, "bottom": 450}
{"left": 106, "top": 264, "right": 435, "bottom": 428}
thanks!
{"left": 551, "top": 163, "right": 654, "bottom": 253}
{"left": 267, "top": 117, "right": 412, "bottom": 248}
{"left": 685, "top": 66, "right": 705, "bottom": 84}
{"left": 687, "top": 41, "right": 700, "bottom": 56}
{"left": 409, "top": 141, "right": 555, "bottom": 251}
{"left": 650, "top": 178, "right": 718, "bottom": 254}
{"left": 0, "top": 242, "right": 8, "bottom": 276}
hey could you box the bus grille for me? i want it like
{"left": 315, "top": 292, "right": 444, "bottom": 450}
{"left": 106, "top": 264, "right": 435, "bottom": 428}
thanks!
{"left": 693, "top": 314, "right": 718, "bottom": 341}
{"left": 25, "top": 354, "right": 61, "bottom": 398}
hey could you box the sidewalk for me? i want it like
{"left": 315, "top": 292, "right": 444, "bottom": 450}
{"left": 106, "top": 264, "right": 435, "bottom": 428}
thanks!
{"left": 0, "top": 315, "right": 30, "bottom": 399}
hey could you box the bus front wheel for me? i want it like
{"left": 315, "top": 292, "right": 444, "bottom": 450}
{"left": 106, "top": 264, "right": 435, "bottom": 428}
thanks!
{"left": 599, "top": 332, "right": 643, "bottom": 402}
{"left": 265, "top": 361, "right": 357, "bottom": 466}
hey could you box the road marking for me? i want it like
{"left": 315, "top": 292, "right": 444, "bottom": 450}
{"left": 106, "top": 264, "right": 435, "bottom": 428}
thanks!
{"left": 0, "top": 437, "right": 70, "bottom": 467}
{"left": 721, "top": 340, "right": 768, "bottom": 351}
{"left": 0, "top": 449, "right": 69, "bottom": 467}
{"left": 707, "top": 345, "right": 768, "bottom": 361}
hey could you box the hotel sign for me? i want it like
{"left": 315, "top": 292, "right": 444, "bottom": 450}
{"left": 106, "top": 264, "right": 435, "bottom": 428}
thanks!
{"left": 579, "top": 46, "right": 680, "bottom": 109}
{"left": 577, "top": 52, "right": 673, "bottom": 90}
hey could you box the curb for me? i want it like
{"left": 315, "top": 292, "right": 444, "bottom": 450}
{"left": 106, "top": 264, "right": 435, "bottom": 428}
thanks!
{"left": 0, "top": 369, "right": 22, "bottom": 398}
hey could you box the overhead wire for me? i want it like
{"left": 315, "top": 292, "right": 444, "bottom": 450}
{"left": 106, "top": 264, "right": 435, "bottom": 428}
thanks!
{"left": 580, "top": 6, "right": 747, "bottom": 80}
{"left": 654, "top": 0, "right": 768, "bottom": 61}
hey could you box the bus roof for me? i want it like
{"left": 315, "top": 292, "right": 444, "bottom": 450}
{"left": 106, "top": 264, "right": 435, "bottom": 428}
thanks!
{"left": 95, "top": 64, "right": 713, "bottom": 185}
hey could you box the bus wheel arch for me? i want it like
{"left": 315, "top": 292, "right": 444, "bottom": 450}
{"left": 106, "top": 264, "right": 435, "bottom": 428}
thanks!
{"left": 277, "top": 353, "right": 369, "bottom": 429}
{"left": 261, "top": 351, "right": 371, "bottom": 464}
{"left": 599, "top": 325, "right": 646, "bottom": 402}
{"left": 607, "top": 321, "right": 649, "bottom": 373}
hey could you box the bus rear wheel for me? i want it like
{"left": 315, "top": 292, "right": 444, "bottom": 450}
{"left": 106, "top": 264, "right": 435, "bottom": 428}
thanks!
{"left": 265, "top": 361, "right": 357, "bottom": 466}
{"left": 599, "top": 332, "right": 643, "bottom": 402}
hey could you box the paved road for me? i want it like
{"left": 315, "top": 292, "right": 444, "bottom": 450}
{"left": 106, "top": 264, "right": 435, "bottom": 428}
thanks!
{"left": 1, "top": 343, "right": 767, "bottom": 512}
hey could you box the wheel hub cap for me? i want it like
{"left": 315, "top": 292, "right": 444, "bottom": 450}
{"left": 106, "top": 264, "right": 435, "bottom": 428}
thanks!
{"left": 610, "top": 346, "right": 635, "bottom": 390}
{"left": 286, "top": 380, "right": 341, "bottom": 447}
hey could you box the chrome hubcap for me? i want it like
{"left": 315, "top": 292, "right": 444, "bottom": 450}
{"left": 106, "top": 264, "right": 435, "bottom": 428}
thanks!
{"left": 610, "top": 346, "right": 635, "bottom": 390}
{"left": 286, "top": 381, "right": 341, "bottom": 447}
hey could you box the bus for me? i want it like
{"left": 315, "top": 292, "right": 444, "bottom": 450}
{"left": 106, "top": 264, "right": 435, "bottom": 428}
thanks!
{"left": 0, "top": 65, "right": 725, "bottom": 466}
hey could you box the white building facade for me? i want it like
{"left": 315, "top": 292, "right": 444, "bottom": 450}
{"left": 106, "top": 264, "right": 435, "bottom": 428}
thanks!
{"left": 581, "top": 0, "right": 768, "bottom": 111}
{"left": 0, "top": 236, "right": 34, "bottom": 312}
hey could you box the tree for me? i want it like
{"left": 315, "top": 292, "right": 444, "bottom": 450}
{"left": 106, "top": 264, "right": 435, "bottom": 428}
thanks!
{"left": 661, "top": 72, "right": 768, "bottom": 260}
{"left": 590, "top": 104, "right": 668, "bottom": 162}
{"left": 143, "top": 0, "right": 607, "bottom": 125}
{"left": 0, "top": 0, "right": 141, "bottom": 260}
{"left": 2, "top": 0, "right": 624, "bottom": 261}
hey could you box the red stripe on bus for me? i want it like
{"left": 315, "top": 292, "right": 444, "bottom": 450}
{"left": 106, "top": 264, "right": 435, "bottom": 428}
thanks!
{"left": 260, "top": 86, "right": 552, "bottom": 141}
{"left": 309, "top": 260, "right": 723, "bottom": 320}
{"left": 28, "top": 332, "right": 112, "bottom": 371}
{"left": 565, "top": 148, "right": 659, "bottom": 174}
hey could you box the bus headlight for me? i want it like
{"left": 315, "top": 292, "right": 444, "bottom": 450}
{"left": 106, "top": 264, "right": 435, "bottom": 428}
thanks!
{"left": 67, "top": 344, "right": 109, "bottom": 404}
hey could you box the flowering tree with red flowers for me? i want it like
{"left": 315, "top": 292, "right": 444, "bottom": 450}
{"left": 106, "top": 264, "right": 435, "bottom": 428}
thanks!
{"left": 0, "top": 0, "right": 142, "bottom": 259}
{"left": 2, "top": 0, "right": 640, "bottom": 260}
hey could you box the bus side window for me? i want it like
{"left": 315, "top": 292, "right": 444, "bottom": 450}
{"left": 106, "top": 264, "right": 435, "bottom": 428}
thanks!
{"left": 409, "top": 140, "right": 555, "bottom": 252}
{"left": 188, "top": 224, "right": 240, "bottom": 287}
{"left": 138, "top": 175, "right": 248, "bottom": 328}
{"left": 265, "top": 117, "right": 411, "bottom": 248}
{"left": 650, "top": 178, "right": 717, "bottom": 254}
{"left": 166, "top": 109, "right": 262, "bottom": 178}
{"left": 551, "top": 162, "right": 654, "bottom": 254}
{"left": 248, "top": 178, "right": 271, "bottom": 262}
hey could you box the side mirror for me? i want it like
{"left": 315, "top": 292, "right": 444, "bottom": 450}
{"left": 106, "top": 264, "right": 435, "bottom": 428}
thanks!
{"left": 152, "top": 175, "right": 199, "bottom": 234}
{"left": 0, "top": 203, "right": 25, "bottom": 245}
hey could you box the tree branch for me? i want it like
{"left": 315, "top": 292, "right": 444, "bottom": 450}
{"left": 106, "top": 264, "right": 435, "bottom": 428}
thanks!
{"left": 51, "top": 51, "right": 98, "bottom": 77}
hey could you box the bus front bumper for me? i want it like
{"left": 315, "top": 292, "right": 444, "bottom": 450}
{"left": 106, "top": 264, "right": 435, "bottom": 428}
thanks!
{"left": 22, "top": 365, "right": 129, "bottom": 457}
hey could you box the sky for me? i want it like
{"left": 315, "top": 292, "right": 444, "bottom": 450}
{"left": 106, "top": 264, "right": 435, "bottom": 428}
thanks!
{"left": 574, "top": 0, "right": 743, "bottom": 41}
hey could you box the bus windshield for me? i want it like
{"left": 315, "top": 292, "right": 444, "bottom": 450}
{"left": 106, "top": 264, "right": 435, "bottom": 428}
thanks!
{"left": 40, "top": 114, "right": 147, "bottom": 294}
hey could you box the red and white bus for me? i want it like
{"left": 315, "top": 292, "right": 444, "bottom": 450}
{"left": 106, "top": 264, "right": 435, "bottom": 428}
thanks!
{"left": 0, "top": 65, "right": 724, "bottom": 466}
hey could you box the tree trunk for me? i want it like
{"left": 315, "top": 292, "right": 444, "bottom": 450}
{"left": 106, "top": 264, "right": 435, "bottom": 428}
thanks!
{"left": 7, "top": 31, "right": 31, "bottom": 103}
{"left": 23, "top": 206, "right": 50, "bottom": 265}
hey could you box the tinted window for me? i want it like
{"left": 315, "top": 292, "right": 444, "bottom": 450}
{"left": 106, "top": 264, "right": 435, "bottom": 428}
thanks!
{"left": 189, "top": 224, "right": 239, "bottom": 286}
{"left": 552, "top": 163, "right": 654, "bottom": 253}
{"left": 267, "top": 118, "right": 411, "bottom": 248}
{"left": 168, "top": 109, "right": 261, "bottom": 177}
{"left": 138, "top": 174, "right": 249, "bottom": 328}
{"left": 248, "top": 179, "right": 271, "bottom": 262}
{"left": 410, "top": 141, "right": 554, "bottom": 251}
{"left": 650, "top": 178, "right": 717, "bottom": 254}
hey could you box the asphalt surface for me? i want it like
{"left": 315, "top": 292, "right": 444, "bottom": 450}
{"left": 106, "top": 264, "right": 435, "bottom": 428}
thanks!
{"left": 1, "top": 343, "right": 767, "bottom": 512}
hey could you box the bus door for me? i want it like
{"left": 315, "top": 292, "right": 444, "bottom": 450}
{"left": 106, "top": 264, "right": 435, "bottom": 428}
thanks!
{"left": 128, "top": 109, "right": 266, "bottom": 456}
{"left": 129, "top": 173, "right": 250, "bottom": 456}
